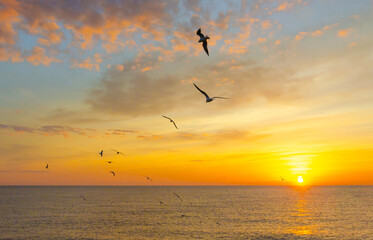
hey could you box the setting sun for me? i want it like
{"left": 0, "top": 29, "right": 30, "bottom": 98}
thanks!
{"left": 298, "top": 176, "right": 304, "bottom": 184}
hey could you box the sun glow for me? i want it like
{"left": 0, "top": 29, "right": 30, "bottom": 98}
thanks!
{"left": 297, "top": 176, "right": 304, "bottom": 183}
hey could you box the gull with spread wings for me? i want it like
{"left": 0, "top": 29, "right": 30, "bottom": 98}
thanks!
{"left": 109, "top": 171, "right": 115, "bottom": 177}
{"left": 112, "top": 149, "right": 126, "bottom": 156}
{"left": 196, "top": 28, "right": 210, "bottom": 56}
{"left": 193, "top": 83, "right": 229, "bottom": 103}
{"left": 162, "top": 115, "right": 178, "bottom": 129}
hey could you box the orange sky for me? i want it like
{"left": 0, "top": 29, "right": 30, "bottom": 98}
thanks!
{"left": 0, "top": 0, "right": 373, "bottom": 185}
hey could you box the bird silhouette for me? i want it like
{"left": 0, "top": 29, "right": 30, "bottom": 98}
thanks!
{"left": 45, "top": 164, "right": 48, "bottom": 169}
{"left": 145, "top": 176, "right": 153, "bottom": 182}
{"left": 162, "top": 115, "right": 178, "bottom": 129}
{"left": 107, "top": 161, "right": 112, "bottom": 164}
{"left": 112, "top": 149, "right": 126, "bottom": 156}
{"left": 99, "top": 150, "right": 103, "bottom": 157}
{"left": 110, "top": 171, "right": 115, "bottom": 176}
{"left": 196, "top": 28, "right": 210, "bottom": 56}
{"left": 193, "top": 83, "right": 229, "bottom": 103}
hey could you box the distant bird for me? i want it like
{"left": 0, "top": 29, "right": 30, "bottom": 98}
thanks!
{"left": 107, "top": 161, "right": 112, "bottom": 164}
{"left": 172, "top": 192, "right": 183, "bottom": 201}
{"left": 99, "top": 150, "right": 103, "bottom": 157}
{"left": 80, "top": 195, "right": 87, "bottom": 201}
{"left": 109, "top": 171, "right": 115, "bottom": 177}
{"left": 112, "top": 149, "right": 126, "bottom": 156}
{"left": 45, "top": 164, "right": 48, "bottom": 169}
{"left": 281, "top": 176, "right": 285, "bottom": 181}
{"left": 196, "top": 28, "right": 210, "bottom": 56}
{"left": 162, "top": 115, "right": 178, "bottom": 129}
{"left": 160, "top": 201, "right": 163, "bottom": 205}
{"left": 145, "top": 176, "right": 153, "bottom": 182}
{"left": 193, "top": 83, "right": 229, "bottom": 103}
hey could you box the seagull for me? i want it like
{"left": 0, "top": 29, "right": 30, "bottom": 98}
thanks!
{"left": 162, "top": 115, "right": 178, "bottom": 129}
{"left": 107, "top": 161, "right": 112, "bottom": 164}
{"left": 196, "top": 28, "right": 210, "bottom": 56}
{"left": 193, "top": 83, "right": 229, "bottom": 103}
{"left": 109, "top": 171, "right": 115, "bottom": 177}
{"left": 46, "top": 164, "right": 48, "bottom": 169}
{"left": 145, "top": 176, "right": 153, "bottom": 182}
{"left": 99, "top": 150, "right": 103, "bottom": 157}
{"left": 112, "top": 149, "right": 126, "bottom": 156}
{"left": 172, "top": 192, "right": 183, "bottom": 201}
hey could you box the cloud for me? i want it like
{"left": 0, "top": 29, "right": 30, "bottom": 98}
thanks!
{"left": 25, "top": 46, "right": 61, "bottom": 66}
{"left": 105, "top": 129, "right": 139, "bottom": 137}
{"left": 135, "top": 129, "right": 269, "bottom": 146}
{"left": 40, "top": 108, "right": 105, "bottom": 124}
{"left": 261, "top": 19, "right": 272, "bottom": 30}
{"left": 277, "top": 2, "right": 292, "bottom": 12}
{"left": 311, "top": 30, "right": 323, "bottom": 36}
{"left": 338, "top": 28, "right": 354, "bottom": 37}
{"left": 71, "top": 53, "right": 102, "bottom": 71}
{"left": 116, "top": 64, "right": 124, "bottom": 72}
{"left": 294, "top": 23, "right": 339, "bottom": 41}
{"left": 0, "top": 0, "right": 21, "bottom": 45}
{"left": 86, "top": 49, "right": 314, "bottom": 118}
{"left": 0, "top": 123, "right": 96, "bottom": 138}
{"left": 0, "top": 47, "right": 23, "bottom": 62}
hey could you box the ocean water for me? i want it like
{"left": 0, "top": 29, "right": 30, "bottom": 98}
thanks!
{"left": 0, "top": 186, "right": 372, "bottom": 240}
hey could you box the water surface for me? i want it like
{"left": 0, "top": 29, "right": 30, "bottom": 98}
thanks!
{"left": 0, "top": 186, "right": 372, "bottom": 239}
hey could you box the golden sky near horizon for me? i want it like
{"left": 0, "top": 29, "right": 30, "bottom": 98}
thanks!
{"left": 0, "top": 0, "right": 373, "bottom": 185}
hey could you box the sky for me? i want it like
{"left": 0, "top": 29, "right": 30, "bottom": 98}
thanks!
{"left": 0, "top": 0, "right": 372, "bottom": 186}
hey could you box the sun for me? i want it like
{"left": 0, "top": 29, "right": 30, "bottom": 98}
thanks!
{"left": 297, "top": 176, "right": 304, "bottom": 183}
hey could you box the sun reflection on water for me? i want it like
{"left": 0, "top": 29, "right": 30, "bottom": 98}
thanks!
{"left": 287, "top": 189, "right": 317, "bottom": 236}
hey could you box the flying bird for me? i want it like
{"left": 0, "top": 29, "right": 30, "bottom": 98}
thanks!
{"left": 45, "top": 164, "right": 48, "bottom": 169}
{"left": 172, "top": 192, "right": 183, "bottom": 202}
{"left": 145, "top": 176, "right": 153, "bottom": 182}
{"left": 193, "top": 83, "right": 229, "bottom": 103}
{"left": 99, "top": 150, "right": 103, "bottom": 157}
{"left": 196, "top": 28, "right": 210, "bottom": 56}
{"left": 80, "top": 195, "right": 87, "bottom": 201}
{"left": 112, "top": 149, "right": 126, "bottom": 156}
{"left": 107, "top": 161, "right": 112, "bottom": 164}
{"left": 160, "top": 201, "right": 163, "bottom": 205}
{"left": 109, "top": 171, "right": 115, "bottom": 177}
{"left": 162, "top": 115, "right": 178, "bottom": 129}
{"left": 281, "top": 176, "right": 285, "bottom": 181}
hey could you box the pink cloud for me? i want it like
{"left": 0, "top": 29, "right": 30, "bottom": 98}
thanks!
{"left": 26, "top": 46, "right": 61, "bottom": 66}
{"left": 257, "top": 37, "right": 266, "bottom": 43}
{"left": 71, "top": 54, "right": 102, "bottom": 71}
{"left": 338, "top": 28, "right": 354, "bottom": 37}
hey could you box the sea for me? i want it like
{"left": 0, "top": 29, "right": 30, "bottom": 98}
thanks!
{"left": 0, "top": 186, "right": 372, "bottom": 239}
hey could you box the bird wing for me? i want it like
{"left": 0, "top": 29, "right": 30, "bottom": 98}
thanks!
{"left": 112, "top": 149, "right": 118, "bottom": 152}
{"left": 193, "top": 83, "right": 210, "bottom": 99}
{"left": 173, "top": 192, "right": 183, "bottom": 201}
{"left": 110, "top": 171, "right": 115, "bottom": 176}
{"left": 172, "top": 121, "right": 178, "bottom": 129}
{"left": 119, "top": 152, "right": 126, "bottom": 156}
{"left": 196, "top": 28, "right": 204, "bottom": 38}
{"left": 162, "top": 115, "right": 172, "bottom": 120}
{"left": 203, "top": 40, "right": 209, "bottom": 56}
{"left": 212, "top": 96, "right": 229, "bottom": 99}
